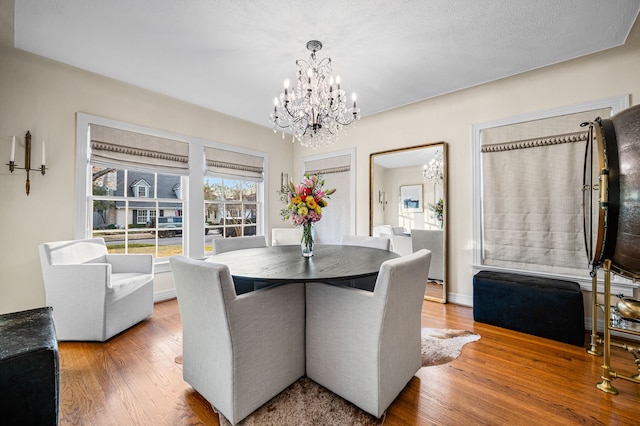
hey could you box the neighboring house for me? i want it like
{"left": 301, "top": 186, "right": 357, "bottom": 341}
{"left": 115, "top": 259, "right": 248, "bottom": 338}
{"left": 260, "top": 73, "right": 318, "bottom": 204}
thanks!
{"left": 93, "top": 170, "right": 182, "bottom": 229}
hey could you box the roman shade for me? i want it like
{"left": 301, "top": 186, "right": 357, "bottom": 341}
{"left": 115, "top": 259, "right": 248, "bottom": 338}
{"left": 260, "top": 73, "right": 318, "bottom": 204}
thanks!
{"left": 204, "top": 146, "right": 264, "bottom": 181}
{"left": 90, "top": 124, "right": 189, "bottom": 174}
{"left": 480, "top": 108, "right": 610, "bottom": 276}
{"left": 303, "top": 154, "right": 351, "bottom": 244}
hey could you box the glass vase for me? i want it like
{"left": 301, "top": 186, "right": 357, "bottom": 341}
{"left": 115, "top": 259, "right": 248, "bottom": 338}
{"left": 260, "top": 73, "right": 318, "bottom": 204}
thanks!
{"left": 300, "top": 222, "right": 315, "bottom": 257}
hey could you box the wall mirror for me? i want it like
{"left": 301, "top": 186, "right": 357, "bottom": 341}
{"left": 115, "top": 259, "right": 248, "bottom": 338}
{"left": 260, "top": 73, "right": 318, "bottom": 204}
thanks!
{"left": 370, "top": 142, "right": 447, "bottom": 302}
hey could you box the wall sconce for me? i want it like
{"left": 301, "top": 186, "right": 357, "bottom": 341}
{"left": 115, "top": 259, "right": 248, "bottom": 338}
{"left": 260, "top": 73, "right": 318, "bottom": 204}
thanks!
{"left": 280, "top": 172, "right": 289, "bottom": 192}
{"left": 7, "top": 131, "right": 47, "bottom": 195}
{"left": 378, "top": 190, "right": 387, "bottom": 210}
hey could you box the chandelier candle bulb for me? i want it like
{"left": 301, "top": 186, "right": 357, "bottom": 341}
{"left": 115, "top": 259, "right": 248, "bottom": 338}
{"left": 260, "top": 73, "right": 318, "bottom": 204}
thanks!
{"left": 10, "top": 136, "right": 15, "bottom": 162}
{"left": 42, "top": 140, "right": 45, "bottom": 165}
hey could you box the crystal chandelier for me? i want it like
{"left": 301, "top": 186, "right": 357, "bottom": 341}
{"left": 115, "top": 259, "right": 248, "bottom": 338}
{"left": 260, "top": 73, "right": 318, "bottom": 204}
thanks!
{"left": 423, "top": 149, "right": 444, "bottom": 184}
{"left": 270, "top": 40, "right": 360, "bottom": 149}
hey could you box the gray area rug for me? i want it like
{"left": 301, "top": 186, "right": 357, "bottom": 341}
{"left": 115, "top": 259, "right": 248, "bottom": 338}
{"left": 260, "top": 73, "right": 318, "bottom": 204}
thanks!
{"left": 218, "top": 328, "right": 480, "bottom": 425}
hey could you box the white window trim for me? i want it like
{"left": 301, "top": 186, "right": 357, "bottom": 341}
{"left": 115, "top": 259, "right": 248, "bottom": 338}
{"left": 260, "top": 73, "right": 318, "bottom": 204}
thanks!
{"left": 75, "top": 113, "right": 268, "bottom": 270}
{"left": 471, "top": 94, "right": 635, "bottom": 295}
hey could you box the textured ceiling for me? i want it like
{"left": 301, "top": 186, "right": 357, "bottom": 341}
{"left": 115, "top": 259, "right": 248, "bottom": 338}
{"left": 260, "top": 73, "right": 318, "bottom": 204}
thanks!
{"left": 13, "top": 1, "right": 640, "bottom": 129}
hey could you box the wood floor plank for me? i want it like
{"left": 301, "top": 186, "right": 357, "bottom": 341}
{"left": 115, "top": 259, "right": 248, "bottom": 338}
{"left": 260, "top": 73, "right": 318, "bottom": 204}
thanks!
{"left": 57, "top": 298, "right": 640, "bottom": 425}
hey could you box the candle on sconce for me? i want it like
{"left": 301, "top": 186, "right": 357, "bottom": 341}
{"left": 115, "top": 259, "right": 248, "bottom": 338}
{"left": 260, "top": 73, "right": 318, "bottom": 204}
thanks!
{"left": 42, "top": 140, "right": 46, "bottom": 166}
{"left": 10, "top": 136, "right": 15, "bottom": 162}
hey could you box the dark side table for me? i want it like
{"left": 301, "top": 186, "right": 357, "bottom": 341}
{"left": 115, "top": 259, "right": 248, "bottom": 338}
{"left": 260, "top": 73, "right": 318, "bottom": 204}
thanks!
{"left": 0, "top": 307, "right": 59, "bottom": 425}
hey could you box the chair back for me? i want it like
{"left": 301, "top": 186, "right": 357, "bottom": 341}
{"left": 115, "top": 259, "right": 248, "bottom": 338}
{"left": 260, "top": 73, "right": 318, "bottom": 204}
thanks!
{"left": 169, "top": 256, "right": 236, "bottom": 412}
{"left": 374, "top": 248, "right": 431, "bottom": 399}
{"left": 272, "top": 228, "right": 300, "bottom": 246}
{"left": 374, "top": 249, "right": 431, "bottom": 301}
{"left": 411, "top": 229, "right": 444, "bottom": 281}
{"left": 170, "top": 255, "right": 305, "bottom": 424}
{"left": 391, "top": 226, "right": 405, "bottom": 236}
{"left": 213, "top": 235, "right": 266, "bottom": 254}
{"left": 340, "top": 235, "right": 390, "bottom": 251}
{"left": 39, "top": 238, "right": 108, "bottom": 266}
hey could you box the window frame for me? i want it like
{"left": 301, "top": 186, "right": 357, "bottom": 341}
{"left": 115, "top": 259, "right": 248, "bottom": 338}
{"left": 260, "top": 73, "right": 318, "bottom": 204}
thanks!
{"left": 75, "top": 113, "right": 269, "bottom": 272}
{"left": 471, "top": 95, "right": 633, "bottom": 294}
{"left": 204, "top": 176, "right": 261, "bottom": 251}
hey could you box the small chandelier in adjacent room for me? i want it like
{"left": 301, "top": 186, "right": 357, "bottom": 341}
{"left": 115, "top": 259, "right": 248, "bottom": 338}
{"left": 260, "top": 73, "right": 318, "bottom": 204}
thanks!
{"left": 270, "top": 40, "right": 360, "bottom": 149}
{"left": 423, "top": 149, "right": 443, "bottom": 184}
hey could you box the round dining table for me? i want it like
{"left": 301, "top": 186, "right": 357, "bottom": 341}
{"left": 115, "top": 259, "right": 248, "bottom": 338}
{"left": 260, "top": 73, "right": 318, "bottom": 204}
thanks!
{"left": 205, "top": 244, "right": 399, "bottom": 284}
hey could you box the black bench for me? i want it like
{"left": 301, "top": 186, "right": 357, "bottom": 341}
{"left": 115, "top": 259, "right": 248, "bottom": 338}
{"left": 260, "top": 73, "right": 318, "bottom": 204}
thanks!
{"left": 0, "top": 307, "right": 59, "bottom": 425}
{"left": 473, "top": 271, "right": 585, "bottom": 346}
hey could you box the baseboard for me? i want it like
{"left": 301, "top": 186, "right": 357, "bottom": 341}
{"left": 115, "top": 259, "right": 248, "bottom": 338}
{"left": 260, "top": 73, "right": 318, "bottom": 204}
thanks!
{"left": 446, "top": 292, "right": 473, "bottom": 307}
{"left": 154, "top": 289, "right": 176, "bottom": 303}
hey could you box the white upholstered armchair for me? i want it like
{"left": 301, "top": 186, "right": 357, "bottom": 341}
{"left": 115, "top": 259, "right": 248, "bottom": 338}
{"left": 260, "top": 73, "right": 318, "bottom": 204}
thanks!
{"left": 170, "top": 256, "right": 305, "bottom": 425}
{"left": 38, "top": 238, "right": 154, "bottom": 341}
{"left": 306, "top": 249, "right": 431, "bottom": 418}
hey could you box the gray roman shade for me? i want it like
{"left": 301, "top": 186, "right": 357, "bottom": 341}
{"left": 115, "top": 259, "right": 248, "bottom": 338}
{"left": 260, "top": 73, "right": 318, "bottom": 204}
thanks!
{"left": 480, "top": 108, "right": 610, "bottom": 276}
{"left": 90, "top": 124, "right": 189, "bottom": 174}
{"left": 204, "top": 146, "right": 264, "bottom": 181}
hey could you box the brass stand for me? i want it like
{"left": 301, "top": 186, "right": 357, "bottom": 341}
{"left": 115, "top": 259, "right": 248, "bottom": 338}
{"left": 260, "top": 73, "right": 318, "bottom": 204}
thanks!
{"left": 593, "top": 259, "right": 640, "bottom": 394}
{"left": 597, "top": 260, "right": 618, "bottom": 394}
{"left": 587, "top": 272, "right": 603, "bottom": 356}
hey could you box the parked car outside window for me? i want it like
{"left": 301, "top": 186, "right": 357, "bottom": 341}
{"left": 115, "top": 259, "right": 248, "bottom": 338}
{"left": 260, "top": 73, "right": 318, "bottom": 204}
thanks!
{"left": 147, "top": 217, "right": 209, "bottom": 238}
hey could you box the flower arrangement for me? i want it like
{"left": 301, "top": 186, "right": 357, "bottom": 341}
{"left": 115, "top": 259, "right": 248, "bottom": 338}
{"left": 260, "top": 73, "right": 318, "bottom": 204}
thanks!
{"left": 428, "top": 198, "right": 444, "bottom": 228}
{"left": 279, "top": 174, "right": 335, "bottom": 256}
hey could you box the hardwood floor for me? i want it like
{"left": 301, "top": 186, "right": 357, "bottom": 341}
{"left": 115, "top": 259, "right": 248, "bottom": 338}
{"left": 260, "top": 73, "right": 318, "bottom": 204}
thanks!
{"left": 58, "top": 299, "right": 640, "bottom": 425}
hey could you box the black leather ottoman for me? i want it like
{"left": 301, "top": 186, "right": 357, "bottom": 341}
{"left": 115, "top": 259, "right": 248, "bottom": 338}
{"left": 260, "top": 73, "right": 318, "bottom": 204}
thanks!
{"left": 473, "top": 271, "right": 585, "bottom": 346}
{"left": 0, "top": 307, "right": 59, "bottom": 425}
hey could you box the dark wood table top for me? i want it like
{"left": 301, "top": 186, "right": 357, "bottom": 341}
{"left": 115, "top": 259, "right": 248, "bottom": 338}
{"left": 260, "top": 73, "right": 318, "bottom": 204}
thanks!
{"left": 205, "top": 244, "right": 399, "bottom": 283}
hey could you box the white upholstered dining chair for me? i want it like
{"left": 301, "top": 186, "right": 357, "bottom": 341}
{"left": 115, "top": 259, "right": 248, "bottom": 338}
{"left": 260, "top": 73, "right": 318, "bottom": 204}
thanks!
{"left": 338, "top": 235, "right": 391, "bottom": 290}
{"left": 271, "top": 227, "right": 300, "bottom": 246}
{"left": 305, "top": 249, "right": 431, "bottom": 418}
{"left": 211, "top": 235, "right": 268, "bottom": 293}
{"left": 411, "top": 229, "right": 444, "bottom": 281}
{"left": 340, "top": 234, "right": 391, "bottom": 251}
{"left": 38, "top": 238, "right": 154, "bottom": 341}
{"left": 170, "top": 256, "right": 305, "bottom": 425}
{"left": 212, "top": 235, "right": 266, "bottom": 254}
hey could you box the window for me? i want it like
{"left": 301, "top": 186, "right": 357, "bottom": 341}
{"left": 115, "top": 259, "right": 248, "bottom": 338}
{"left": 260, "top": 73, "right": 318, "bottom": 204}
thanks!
{"left": 76, "top": 113, "right": 268, "bottom": 266}
{"left": 137, "top": 209, "right": 149, "bottom": 224}
{"left": 301, "top": 149, "right": 356, "bottom": 243}
{"left": 471, "top": 95, "right": 631, "bottom": 291}
{"left": 133, "top": 179, "right": 150, "bottom": 197}
{"left": 204, "top": 177, "right": 259, "bottom": 252}
{"left": 203, "top": 145, "right": 265, "bottom": 254}
{"left": 91, "top": 167, "right": 185, "bottom": 257}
